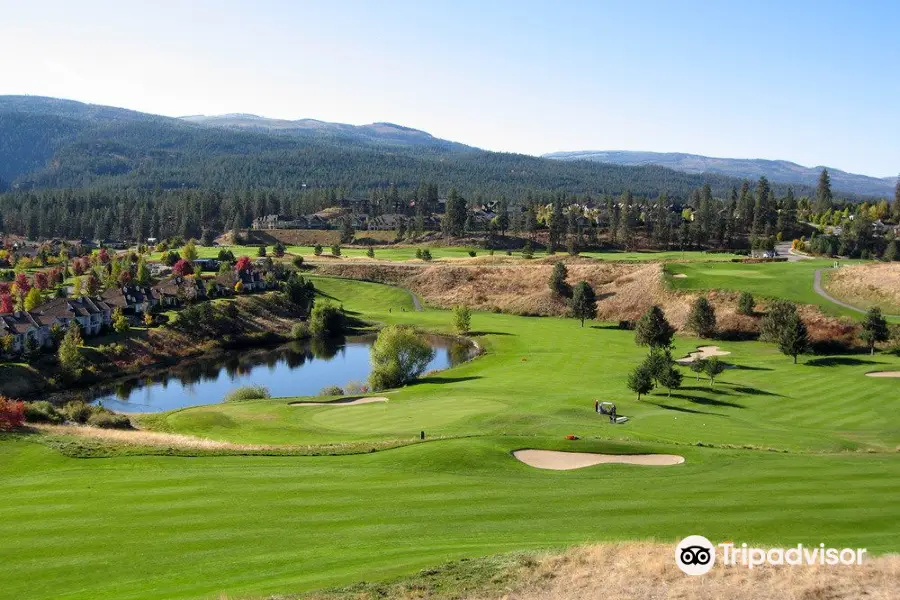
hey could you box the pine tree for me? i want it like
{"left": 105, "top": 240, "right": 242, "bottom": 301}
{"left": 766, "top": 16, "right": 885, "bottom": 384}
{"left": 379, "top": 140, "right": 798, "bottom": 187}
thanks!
{"left": 570, "top": 281, "right": 597, "bottom": 326}
{"left": 894, "top": 175, "right": 900, "bottom": 223}
{"left": 860, "top": 307, "right": 889, "bottom": 355}
{"left": 627, "top": 362, "right": 655, "bottom": 401}
{"left": 58, "top": 324, "right": 85, "bottom": 377}
{"left": 752, "top": 176, "right": 771, "bottom": 236}
{"left": 778, "top": 313, "right": 809, "bottom": 363}
{"left": 634, "top": 305, "right": 675, "bottom": 350}
{"left": 548, "top": 262, "right": 570, "bottom": 297}
{"left": 686, "top": 296, "right": 717, "bottom": 338}
{"left": 815, "top": 168, "right": 834, "bottom": 213}
{"left": 340, "top": 217, "right": 355, "bottom": 244}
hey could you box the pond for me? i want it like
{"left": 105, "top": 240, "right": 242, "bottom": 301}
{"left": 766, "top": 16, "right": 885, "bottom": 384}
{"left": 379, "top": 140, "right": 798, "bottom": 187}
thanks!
{"left": 88, "top": 335, "right": 474, "bottom": 413}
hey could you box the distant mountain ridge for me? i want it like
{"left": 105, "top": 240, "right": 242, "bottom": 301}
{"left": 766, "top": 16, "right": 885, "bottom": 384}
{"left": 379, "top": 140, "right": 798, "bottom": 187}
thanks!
{"left": 179, "top": 113, "right": 474, "bottom": 152}
{"left": 544, "top": 150, "right": 897, "bottom": 197}
{"left": 0, "top": 95, "right": 884, "bottom": 200}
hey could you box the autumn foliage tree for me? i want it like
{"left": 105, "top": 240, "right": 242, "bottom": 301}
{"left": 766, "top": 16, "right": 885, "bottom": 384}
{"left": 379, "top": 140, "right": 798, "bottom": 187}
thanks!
{"left": 172, "top": 259, "right": 194, "bottom": 277}
{"left": 235, "top": 256, "right": 252, "bottom": 272}
{"left": 0, "top": 398, "right": 25, "bottom": 431}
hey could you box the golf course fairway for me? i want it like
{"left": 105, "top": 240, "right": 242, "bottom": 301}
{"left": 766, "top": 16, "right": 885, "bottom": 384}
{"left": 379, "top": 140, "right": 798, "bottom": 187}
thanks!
{"left": 2, "top": 275, "right": 898, "bottom": 600}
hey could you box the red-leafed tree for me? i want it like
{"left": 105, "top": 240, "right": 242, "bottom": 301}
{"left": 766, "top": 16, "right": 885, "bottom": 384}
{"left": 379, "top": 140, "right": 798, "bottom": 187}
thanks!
{"left": 14, "top": 272, "right": 30, "bottom": 294}
{"left": 0, "top": 398, "right": 25, "bottom": 431}
{"left": 172, "top": 259, "right": 194, "bottom": 277}
{"left": 0, "top": 293, "right": 13, "bottom": 313}
{"left": 118, "top": 269, "right": 132, "bottom": 285}
{"left": 83, "top": 273, "right": 100, "bottom": 296}
{"left": 33, "top": 271, "right": 49, "bottom": 290}
{"left": 71, "top": 259, "right": 84, "bottom": 276}
{"left": 97, "top": 248, "right": 111, "bottom": 264}
{"left": 235, "top": 256, "right": 252, "bottom": 272}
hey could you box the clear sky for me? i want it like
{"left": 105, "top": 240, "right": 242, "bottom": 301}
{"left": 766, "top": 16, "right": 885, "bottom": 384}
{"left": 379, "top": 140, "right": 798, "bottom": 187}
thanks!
{"left": 2, "top": 0, "right": 898, "bottom": 177}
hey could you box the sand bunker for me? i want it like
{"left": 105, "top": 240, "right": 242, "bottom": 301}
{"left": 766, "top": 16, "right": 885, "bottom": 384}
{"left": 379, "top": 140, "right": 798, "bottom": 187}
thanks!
{"left": 865, "top": 371, "right": 900, "bottom": 378}
{"left": 513, "top": 449, "right": 684, "bottom": 470}
{"left": 290, "top": 397, "right": 388, "bottom": 407}
{"left": 672, "top": 273, "right": 688, "bottom": 278}
{"left": 675, "top": 345, "right": 731, "bottom": 365}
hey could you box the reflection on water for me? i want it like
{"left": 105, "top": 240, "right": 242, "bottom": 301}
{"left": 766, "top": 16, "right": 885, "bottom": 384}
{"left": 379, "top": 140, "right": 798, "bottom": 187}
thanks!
{"left": 89, "top": 335, "right": 474, "bottom": 413}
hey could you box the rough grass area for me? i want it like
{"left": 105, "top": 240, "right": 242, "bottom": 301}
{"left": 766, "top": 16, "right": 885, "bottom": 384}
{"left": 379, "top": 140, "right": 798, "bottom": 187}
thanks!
{"left": 823, "top": 263, "right": 900, "bottom": 314}
{"left": 290, "top": 542, "right": 900, "bottom": 600}
{"left": 22, "top": 425, "right": 428, "bottom": 458}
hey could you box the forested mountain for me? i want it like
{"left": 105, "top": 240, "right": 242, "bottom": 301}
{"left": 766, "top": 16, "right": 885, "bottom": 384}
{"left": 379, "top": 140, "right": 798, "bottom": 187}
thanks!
{"left": 2, "top": 95, "right": 827, "bottom": 200}
{"left": 545, "top": 150, "right": 896, "bottom": 197}
{"left": 181, "top": 114, "right": 473, "bottom": 152}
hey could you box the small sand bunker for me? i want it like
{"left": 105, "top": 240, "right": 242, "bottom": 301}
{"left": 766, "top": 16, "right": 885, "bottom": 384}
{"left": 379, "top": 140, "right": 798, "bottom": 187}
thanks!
{"left": 676, "top": 345, "right": 731, "bottom": 365}
{"left": 290, "top": 397, "right": 388, "bottom": 407}
{"left": 865, "top": 371, "right": 900, "bottom": 378}
{"left": 672, "top": 273, "right": 688, "bottom": 278}
{"left": 513, "top": 449, "right": 684, "bottom": 470}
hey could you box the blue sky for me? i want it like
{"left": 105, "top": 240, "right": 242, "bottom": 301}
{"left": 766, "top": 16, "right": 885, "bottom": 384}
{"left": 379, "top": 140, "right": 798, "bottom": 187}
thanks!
{"left": 1, "top": 0, "right": 898, "bottom": 176}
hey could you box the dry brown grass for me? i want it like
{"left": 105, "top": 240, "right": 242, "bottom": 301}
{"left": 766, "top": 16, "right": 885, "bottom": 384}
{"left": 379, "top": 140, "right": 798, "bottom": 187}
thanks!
{"left": 34, "top": 423, "right": 277, "bottom": 451}
{"left": 824, "top": 263, "right": 900, "bottom": 314}
{"left": 474, "top": 542, "right": 900, "bottom": 600}
{"left": 315, "top": 260, "right": 765, "bottom": 335}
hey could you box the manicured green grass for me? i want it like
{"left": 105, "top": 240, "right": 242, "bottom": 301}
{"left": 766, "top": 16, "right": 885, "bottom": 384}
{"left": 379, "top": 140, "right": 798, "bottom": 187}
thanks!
{"left": 580, "top": 249, "right": 742, "bottom": 262}
{"left": 666, "top": 259, "right": 860, "bottom": 317}
{"left": 2, "top": 275, "right": 899, "bottom": 600}
{"left": 155, "top": 275, "right": 900, "bottom": 454}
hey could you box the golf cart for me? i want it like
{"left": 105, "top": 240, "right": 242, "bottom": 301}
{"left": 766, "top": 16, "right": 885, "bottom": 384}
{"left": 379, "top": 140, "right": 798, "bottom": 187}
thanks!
{"left": 596, "top": 401, "right": 629, "bottom": 424}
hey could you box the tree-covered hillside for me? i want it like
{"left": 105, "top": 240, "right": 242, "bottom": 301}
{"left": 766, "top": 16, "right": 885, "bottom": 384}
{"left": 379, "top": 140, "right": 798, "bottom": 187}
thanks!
{"left": 1, "top": 95, "right": 825, "bottom": 200}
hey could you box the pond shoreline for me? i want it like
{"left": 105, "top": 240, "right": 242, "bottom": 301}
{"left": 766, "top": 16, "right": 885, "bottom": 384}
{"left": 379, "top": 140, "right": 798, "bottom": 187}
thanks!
{"left": 81, "top": 332, "right": 477, "bottom": 413}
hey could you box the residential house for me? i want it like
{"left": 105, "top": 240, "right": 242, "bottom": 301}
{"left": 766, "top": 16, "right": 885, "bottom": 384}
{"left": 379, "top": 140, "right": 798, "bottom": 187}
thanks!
{"left": 101, "top": 284, "right": 158, "bottom": 315}
{"left": 366, "top": 214, "right": 406, "bottom": 231}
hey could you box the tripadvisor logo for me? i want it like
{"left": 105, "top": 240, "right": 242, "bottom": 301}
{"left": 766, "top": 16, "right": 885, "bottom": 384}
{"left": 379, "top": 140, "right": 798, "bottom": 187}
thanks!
{"left": 675, "top": 535, "right": 716, "bottom": 575}
{"left": 675, "top": 535, "right": 867, "bottom": 575}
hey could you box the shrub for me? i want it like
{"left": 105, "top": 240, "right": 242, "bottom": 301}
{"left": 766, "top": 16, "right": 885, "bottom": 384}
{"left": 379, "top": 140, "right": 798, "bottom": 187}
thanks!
{"left": 319, "top": 385, "right": 344, "bottom": 397}
{"left": 737, "top": 292, "right": 755, "bottom": 316}
{"left": 313, "top": 244, "right": 323, "bottom": 256}
{"left": 62, "top": 400, "right": 95, "bottom": 424}
{"left": 224, "top": 385, "right": 271, "bottom": 402}
{"left": 292, "top": 256, "right": 305, "bottom": 269}
{"left": 468, "top": 250, "right": 477, "bottom": 257}
{"left": 421, "top": 249, "right": 433, "bottom": 261}
{"left": 291, "top": 322, "right": 310, "bottom": 340}
{"left": 24, "top": 400, "right": 63, "bottom": 424}
{"left": 366, "top": 247, "right": 375, "bottom": 258}
{"left": 0, "top": 398, "right": 25, "bottom": 430}
{"left": 369, "top": 325, "right": 435, "bottom": 391}
{"left": 344, "top": 380, "right": 369, "bottom": 395}
{"left": 521, "top": 242, "right": 534, "bottom": 259}
{"left": 331, "top": 243, "right": 341, "bottom": 257}
{"left": 87, "top": 411, "right": 132, "bottom": 429}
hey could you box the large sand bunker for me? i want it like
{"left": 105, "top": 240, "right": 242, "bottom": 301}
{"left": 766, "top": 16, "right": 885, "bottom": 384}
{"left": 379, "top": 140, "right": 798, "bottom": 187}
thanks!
{"left": 513, "top": 449, "right": 684, "bottom": 470}
{"left": 865, "top": 371, "right": 900, "bottom": 378}
{"left": 675, "top": 345, "right": 731, "bottom": 365}
{"left": 290, "top": 397, "right": 388, "bottom": 407}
